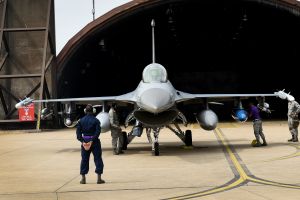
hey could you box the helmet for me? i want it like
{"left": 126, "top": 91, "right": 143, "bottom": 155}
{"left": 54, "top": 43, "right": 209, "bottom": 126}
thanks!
{"left": 111, "top": 103, "right": 117, "bottom": 109}
{"left": 84, "top": 104, "right": 96, "bottom": 114}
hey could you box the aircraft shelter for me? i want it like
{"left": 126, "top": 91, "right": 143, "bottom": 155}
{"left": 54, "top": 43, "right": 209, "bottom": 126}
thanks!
{"left": 1, "top": 0, "right": 300, "bottom": 127}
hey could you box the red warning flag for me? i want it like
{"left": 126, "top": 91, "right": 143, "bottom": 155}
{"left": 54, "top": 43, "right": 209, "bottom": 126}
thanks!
{"left": 18, "top": 103, "right": 35, "bottom": 121}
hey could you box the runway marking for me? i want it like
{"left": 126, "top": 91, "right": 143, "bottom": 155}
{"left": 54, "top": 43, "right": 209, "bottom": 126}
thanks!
{"left": 55, "top": 175, "right": 80, "bottom": 192}
{"left": 164, "top": 128, "right": 300, "bottom": 200}
{"left": 265, "top": 143, "right": 300, "bottom": 161}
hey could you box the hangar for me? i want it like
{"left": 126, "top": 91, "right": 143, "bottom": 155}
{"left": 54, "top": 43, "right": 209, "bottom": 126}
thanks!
{"left": 1, "top": 0, "right": 300, "bottom": 127}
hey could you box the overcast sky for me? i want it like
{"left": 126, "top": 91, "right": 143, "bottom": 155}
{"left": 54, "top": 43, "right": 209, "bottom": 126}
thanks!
{"left": 54, "top": 0, "right": 131, "bottom": 54}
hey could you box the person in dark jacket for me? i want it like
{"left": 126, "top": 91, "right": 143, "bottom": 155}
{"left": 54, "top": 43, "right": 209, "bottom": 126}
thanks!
{"left": 76, "top": 104, "right": 105, "bottom": 184}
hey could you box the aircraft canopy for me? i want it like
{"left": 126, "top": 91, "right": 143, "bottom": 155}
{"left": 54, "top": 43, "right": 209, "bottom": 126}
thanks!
{"left": 142, "top": 63, "right": 167, "bottom": 83}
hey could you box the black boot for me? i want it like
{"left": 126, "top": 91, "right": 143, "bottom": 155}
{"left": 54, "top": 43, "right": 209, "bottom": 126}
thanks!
{"left": 118, "top": 148, "right": 124, "bottom": 154}
{"left": 262, "top": 141, "right": 268, "bottom": 146}
{"left": 113, "top": 148, "right": 119, "bottom": 155}
{"left": 80, "top": 175, "right": 86, "bottom": 184}
{"left": 262, "top": 137, "right": 268, "bottom": 146}
{"left": 252, "top": 137, "right": 261, "bottom": 147}
{"left": 97, "top": 174, "right": 105, "bottom": 184}
{"left": 253, "top": 142, "right": 262, "bottom": 147}
{"left": 288, "top": 136, "right": 295, "bottom": 142}
{"left": 293, "top": 137, "right": 299, "bottom": 142}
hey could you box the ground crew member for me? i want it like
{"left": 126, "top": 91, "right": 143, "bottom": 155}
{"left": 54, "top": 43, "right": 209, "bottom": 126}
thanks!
{"left": 109, "top": 103, "right": 124, "bottom": 155}
{"left": 286, "top": 95, "right": 300, "bottom": 142}
{"left": 76, "top": 104, "right": 105, "bottom": 184}
{"left": 249, "top": 102, "right": 267, "bottom": 147}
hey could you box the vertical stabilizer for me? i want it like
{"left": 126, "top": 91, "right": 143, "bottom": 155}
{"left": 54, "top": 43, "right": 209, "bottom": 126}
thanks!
{"left": 151, "top": 19, "right": 155, "bottom": 63}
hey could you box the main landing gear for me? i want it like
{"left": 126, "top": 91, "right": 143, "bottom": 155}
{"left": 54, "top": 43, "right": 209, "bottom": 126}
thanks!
{"left": 124, "top": 121, "right": 193, "bottom": 156}
{"left": 166, "top": 123, "right": 193, "bottom": 147}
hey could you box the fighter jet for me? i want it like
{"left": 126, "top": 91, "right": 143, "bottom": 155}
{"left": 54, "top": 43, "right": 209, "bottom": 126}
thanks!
{"left": 16, "top": 19, "right": 277, "bottom": 156}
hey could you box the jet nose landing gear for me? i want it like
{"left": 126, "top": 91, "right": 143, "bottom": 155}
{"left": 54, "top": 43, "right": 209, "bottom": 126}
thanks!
{"left": 146, "top": 125, "right": 193, "bottom": 156}
{"left": 146, "top": 127, "right": 161, "bottom": 156}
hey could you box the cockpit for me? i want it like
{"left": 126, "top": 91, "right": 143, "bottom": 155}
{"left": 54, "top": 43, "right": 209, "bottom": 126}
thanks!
{"left": 142, "top": 63, "right": 168, "bottom": 83}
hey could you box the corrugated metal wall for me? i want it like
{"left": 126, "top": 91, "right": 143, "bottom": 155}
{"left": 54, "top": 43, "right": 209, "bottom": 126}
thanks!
{"left": 0, "top": 0, "right": 56, "bottom": 128}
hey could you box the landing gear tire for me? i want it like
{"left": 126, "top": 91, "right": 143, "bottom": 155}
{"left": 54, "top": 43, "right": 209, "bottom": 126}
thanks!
{"left": 153, "top": 142, "right": 159, "bottom": 156}
{"left": 184, "top": 130, "right": 192, "bottom": 146}
{"left": 122, "top": 131, "right": 128, "bottom": 150}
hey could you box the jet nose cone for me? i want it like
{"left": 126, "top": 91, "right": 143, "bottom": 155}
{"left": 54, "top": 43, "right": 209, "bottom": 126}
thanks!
{"left": 140, "top": 88, "right": 172, "bottom": 113}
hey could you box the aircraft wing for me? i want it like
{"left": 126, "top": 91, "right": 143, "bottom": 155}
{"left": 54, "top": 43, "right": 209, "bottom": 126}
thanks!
{"left": 175, "top": 91, "right": 278, "bottom": 103}
{"left": 15, "top": 91, "right": 137, "bottom": 108}
{"left": 36, "top": 91, "right": 136, "bottom": 103}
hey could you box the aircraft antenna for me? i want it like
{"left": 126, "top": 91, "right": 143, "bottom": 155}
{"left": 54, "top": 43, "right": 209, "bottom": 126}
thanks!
{"left": 151, "top": 19, "right": 155, "bottom": 63}
{"left": 92, "top": 0, "right": 95, "bottom": 21}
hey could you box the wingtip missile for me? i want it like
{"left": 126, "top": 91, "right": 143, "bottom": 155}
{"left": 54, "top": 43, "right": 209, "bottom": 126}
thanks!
{"left": 274, "top": 89, "right": 287, "bottom": 99}
{"left": 15, "top": 97, "right": 34, "bottom": 109}
{"left": 274, "top": 89, "right": 295, "bottom": 101}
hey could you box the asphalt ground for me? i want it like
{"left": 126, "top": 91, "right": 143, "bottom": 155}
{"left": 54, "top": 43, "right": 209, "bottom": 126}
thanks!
{"left": 0, "top": 121, "right": 300, "bottom": 200}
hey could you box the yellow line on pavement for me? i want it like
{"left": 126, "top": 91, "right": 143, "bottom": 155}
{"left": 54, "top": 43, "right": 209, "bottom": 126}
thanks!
{"left": 265, "top": 144, "right": 300, "bottom": 161}
{"left": 165, "top": 128, "right": 248, "bottom": 200}
{"left": 215, "top": 128, "right": 248, "bottom": 181}
{"left": 217, "top": 129, "right": 300, "bottom": 189}
{"left": 165, "top": 127, "right": 300, "bottom": 200}
{"left": 267, "top": 152, "right": 300, "bottom": 161}
{"left": 167, "top": 177, "right": 245, "bottom": 200}
{"left": 247, "top": 177, "right": 300, "bottom": 189}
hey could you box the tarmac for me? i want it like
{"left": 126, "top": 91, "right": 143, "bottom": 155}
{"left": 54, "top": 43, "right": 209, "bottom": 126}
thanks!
{"left": 0, "top": 121, "right": 300, "bottom": 200}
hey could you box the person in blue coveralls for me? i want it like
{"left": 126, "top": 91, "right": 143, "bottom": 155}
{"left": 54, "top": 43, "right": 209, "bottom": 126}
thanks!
{"left": 76, "top": 104, "right": 105, "bottom": 184}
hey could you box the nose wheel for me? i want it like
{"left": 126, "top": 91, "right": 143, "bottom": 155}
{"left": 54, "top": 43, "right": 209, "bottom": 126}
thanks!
{"left": 153, "top": 142, "right": 159, "bottom": 156}
{"left": 147, "top": 127, "right": 161, "bottom": 156}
